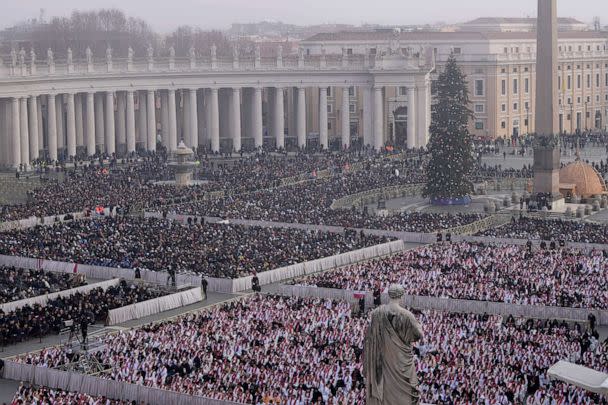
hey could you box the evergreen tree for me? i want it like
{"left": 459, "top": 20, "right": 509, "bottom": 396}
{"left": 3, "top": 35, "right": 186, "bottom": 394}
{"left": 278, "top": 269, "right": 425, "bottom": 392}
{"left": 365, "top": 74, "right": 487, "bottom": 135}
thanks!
{"left": 423, "top": 55, "right": 475, "bottom": 202}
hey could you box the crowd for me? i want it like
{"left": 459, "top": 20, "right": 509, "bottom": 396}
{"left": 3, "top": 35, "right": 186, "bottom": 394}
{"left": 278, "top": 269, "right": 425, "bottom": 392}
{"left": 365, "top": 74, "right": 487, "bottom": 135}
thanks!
{"left": 0, "top": 217, "right": 390, "bottom": 278}
{"left": 0, "top": 153, "right": 369, "bottom": 222}
{"left": 0, "top": 280, "right": 163, "bottom": 346}
{"left": 296, "top": 242, "right": 608, "bottom": 309}
{"left": 0, "top": 267, "right": 85, "bottom": 304}
{"left": 16, "top": 295, "right": 607, "bottom": 404}
{"left": 477, "top": 217, "right": 608, "bottom": 245}
{"left": 11, "top": 384, "right": 133, "bottom": 405}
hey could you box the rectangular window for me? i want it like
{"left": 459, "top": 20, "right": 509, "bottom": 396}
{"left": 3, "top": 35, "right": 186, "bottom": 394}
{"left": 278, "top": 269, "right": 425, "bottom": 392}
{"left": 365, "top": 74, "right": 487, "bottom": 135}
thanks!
{"left": 501, "top": 121, "right": 506, "bottom": 129}
{"left": 597, "top": 74, "right": 600, "bottom": 88}
{"left": 399, "top": 87, "right": 407, "bottom": 96}
{"left": 513, "top": 79, "right": 518, "bottom": 95}
{"left": 513, "top": 103, "right": 518, "bottom": 111}
{"left": 327, "top": 104, "right": 332, "bottom": 114}
{"left": 501, "top": 104, "right": 506, "bottom": 112}
{"left": 587, "top": 74, "right": 591, "bottom": 88}
{"left": 501, "top": 80, "right": 506, "bottom": 96}
{"left": 328, "top": 122, "right": 332, "bottom": 130}
{"left": 475, "top": 122, "right": 484, "bottom": 130}
{"left": 524, "top": 101, "right": 529, "bottom": 110}
{"left": 558, "top": 76, "right": 561, "bottom": 90}
{"left": 577, "top": 75, "right": 581, "bottom": 89}
{"left": 327, "top": 87, "right": 332, "bottom": 97}
{"left": 524, "top": 78, "right": 529, "bottom": 93}
{"left": 453, "top": 47, "right": 461, "bottom": 54}
{"left": 474, "top": 104, "right": 484, "bottom": 113}
{"left": 567, "top": 76, "right": 571, "bottom": 90}
{"left": 475, "top": 80, "right": 484, "bottom": 96}
{"left": 348, "top": 86, "right": 356, "bottom": 97}
{"left": 349, "top": 104, "right": 356, "bottom": 113}
{"left": 370, "top": 48, "right": 377, "bottom": 55}
{"left": 347, "top": 48, "right": 353, "bottom": 55}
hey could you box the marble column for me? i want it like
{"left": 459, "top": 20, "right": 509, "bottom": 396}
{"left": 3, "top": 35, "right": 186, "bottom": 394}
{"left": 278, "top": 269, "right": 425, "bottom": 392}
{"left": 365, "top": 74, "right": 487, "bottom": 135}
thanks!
{"left": 363, "top": 86, "right": 373, "bottom": 147}
{"left": 11, "top": 98, "right": 21, "bottom": 167}
{"left": 28, "top": 96, "right": 39, "bottom": 161}
{"left": 19, "top": 98, "right": 28, "bottom": 166}
{"left": 297, "top": 87, "right": 306, "bottom": 148}
{"left": 341, "top": 87, "right": 350, "bottom": 149}
{"left": 75, "top": 94, "right": 84, "bottom": 149}
{"left": 231, "top": 88, "right": 242, "bottom": 152}
{"left": 319, "top": 87, "right": 328, "bottom": 150}
{"left": 147, "top": 90, "right": 156, "bottom": 151}
{"left": 189, "top": 89, "right": 198, "bottom": 148}
{"left": 373, "top": 86, "right": 384, "bottom": 151}
{"left": 47, "top": 95, "right": 58, "bottom": 161}
{"left": 126, "top": 91, "right": 136, "bottom": 154}
{"left": 197, "top": 90, "right": 205, "bottom": 148}
{"left": 160, "top": 91, "right": 169, "bottom": 148}
{"left": 168, "top": 89, "right": 178, "bottom": 151}
{"left": 407, "top": 86, "right": 417, "bottom": 149}
{"left": 252, "top": 87, "right": 263, "bottom": 148}
{"left": 182, "top": 91, "right": 190, "bottom": 146}
{"left": 210, "top": 88, "right": 220, "bottom": 153}
{"left": 105, "top": 92, "right": 116, "bottom": 155}
{"left": 86, "top": 93, "right": 96, "bottom": 156}
{"left": 66, "top": 93, "right": 77, "bottom": 158}
{"left": 95, "top": 93, "right": 105, "bottom": 151}
{"left": 36, "top": 98, "right": 43, "bottom": 152}
{"left": 138, "top": 92, "right": 147, "bottom": 147}
{"left": 274, "top": 87, "right": 285, "bottom": 149}
{"left": 116, "top": 92, "right": 126, "bottom": 154}
{"left": 56, "top": 97, "right": 65, "bottom": 152}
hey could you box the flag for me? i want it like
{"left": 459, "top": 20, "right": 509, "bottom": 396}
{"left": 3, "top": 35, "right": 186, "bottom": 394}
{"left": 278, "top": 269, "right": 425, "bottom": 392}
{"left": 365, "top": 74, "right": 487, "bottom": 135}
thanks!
{"left": 73, "top": 263, "right": 78, "bottom": 273}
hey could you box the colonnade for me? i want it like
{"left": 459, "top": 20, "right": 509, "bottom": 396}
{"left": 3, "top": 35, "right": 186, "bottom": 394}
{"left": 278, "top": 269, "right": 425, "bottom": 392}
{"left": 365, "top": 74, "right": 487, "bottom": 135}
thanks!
{"left": 1, "top": 83, "right": 430, "bottom": 168}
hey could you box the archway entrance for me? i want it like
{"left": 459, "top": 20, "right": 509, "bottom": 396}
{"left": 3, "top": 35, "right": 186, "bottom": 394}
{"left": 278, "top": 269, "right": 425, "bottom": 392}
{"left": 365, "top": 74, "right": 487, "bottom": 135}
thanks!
{"left": 393, "top": 106, "right": 408, "bottom": 148}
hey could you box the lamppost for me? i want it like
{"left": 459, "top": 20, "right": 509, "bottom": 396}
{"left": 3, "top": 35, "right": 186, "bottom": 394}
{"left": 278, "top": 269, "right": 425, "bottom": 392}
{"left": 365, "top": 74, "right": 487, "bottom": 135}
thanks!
{"left": 568, "top": 100, "right": 573, "bottom": 134}
{"left": 526, "top": 104, "right": 530, "bottom": 135}
{"left": 584, "top": 101, "right": 588, "bottom": 131}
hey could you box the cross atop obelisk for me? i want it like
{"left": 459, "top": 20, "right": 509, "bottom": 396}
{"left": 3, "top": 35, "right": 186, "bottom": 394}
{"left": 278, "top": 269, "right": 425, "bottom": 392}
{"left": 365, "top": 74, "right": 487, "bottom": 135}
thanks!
{"left": 533, "top": 0, "right": 562, "bottom": 203}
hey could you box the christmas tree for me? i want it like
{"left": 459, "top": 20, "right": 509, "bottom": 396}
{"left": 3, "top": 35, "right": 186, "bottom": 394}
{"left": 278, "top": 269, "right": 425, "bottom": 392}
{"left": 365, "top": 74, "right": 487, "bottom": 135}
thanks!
{"left": 423, "top": 55, "right": 475, "bottom": 204}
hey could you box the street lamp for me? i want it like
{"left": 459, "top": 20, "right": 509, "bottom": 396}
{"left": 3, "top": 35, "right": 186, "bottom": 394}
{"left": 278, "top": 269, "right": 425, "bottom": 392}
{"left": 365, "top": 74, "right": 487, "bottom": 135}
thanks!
{"left": 525, "top": 104, "right": 530, "bottom": 135}
{"left": 584, "top": 101, "right": 588, "bottom": 131}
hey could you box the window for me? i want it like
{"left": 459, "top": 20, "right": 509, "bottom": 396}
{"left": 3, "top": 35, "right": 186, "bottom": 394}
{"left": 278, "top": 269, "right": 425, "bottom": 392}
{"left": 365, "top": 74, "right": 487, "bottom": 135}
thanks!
{"left": 504, "top": 47, "right": 508, "bottom": 54}
{"left": 475, "top": 80, "right": 484, "bottom": 96}
{"left": 327, "top": 122, "right": 332, "bottom": 130}
{"left": 501, "top": 80, "right": 507, "bottom": 96}
{"left": 524, "top": 78, "right": 529, "bottom": 93}
{"left": 475, "top": 122, "right": 484, "bottom": 130}
{"left": 513, "top": 103, "right": 518, "bottom": 111}
{"left": 501, "top": 121, "right": 506, "bottom": 129}
{"left": 474, "top": 104, "right": 484, "bottom": 113}
{"left": 524, "top": 118, "right": 529, "bottom": 127}
{"left": 399, "top": 87, "right": 407, "bottom": 96}
{"left": 524, "top": 101, "right": 529, "bottom": 111}
{"left": 327, "top": 87, "right": 332, "bottom": 97}
{"left": 370, "top": 48, "right": 377, "bottom": 55}
{"left": 347, "top": 48, "right": 353, "bottom": 55}
{"left": 567, "top": 76, "right": 571, "bottom": 90}
{"left": 577, "top": 97, "right": 581, "bottom": 103}
{"left": 348, "top": 86, "right": 356, "bottom": 97}
{"left": 605, "top": 73, "right": 608, "bottom": 86}
{"left": 501, "top": 104, "right": 507, "bottom": 112}
{"left": 453, "top": 47, "right": 461, "bottom": 54}
{"left": 474, "top": 68, "right": 483, "bottom": 74}
{"left": 513, "top": 67, "right": 518, "bottom": 73}
{"left": 513, "top": 79, "right": 518, "bottom": 95}
{"left": 513, "top": 119, "right": 519, "bottom": 127}
{"left": 327, "top": 104, "right": 333, "bottom": 114}
{"left": 586, "top": 96, "right": 591, "bottom": 103}
{"left": 349, "top": 104, "right": 356, "bottom": 113}
{"left": 524, "top": 67, "right": 529, "bottom": 72}
{"left": 596, "top": 74, "right": 600, "bottom": 88}
{"left": 587, "top": 74, "right": 591, "bottom": 88}
{"left": 577, "top": 75, "right": 581, "bottom": 89}
{"left": 501, "top": 68, "right": 506, "bottom": 73}
{"left": 558, "top": 76, "right": 561, "bottom": 90}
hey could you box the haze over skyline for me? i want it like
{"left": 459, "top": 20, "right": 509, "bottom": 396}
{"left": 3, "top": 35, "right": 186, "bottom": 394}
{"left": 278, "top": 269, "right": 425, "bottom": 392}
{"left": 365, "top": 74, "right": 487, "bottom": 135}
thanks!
{"left": 2, "top": 0, "right": 607, "bottom": 33}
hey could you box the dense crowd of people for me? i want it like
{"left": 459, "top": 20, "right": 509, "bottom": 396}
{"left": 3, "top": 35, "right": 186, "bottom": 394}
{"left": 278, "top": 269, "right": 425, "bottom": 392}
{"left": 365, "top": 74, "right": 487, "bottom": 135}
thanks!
{"left": 296, "top": 242, "right": 608, "bottom": 309}
{"left": 11, "top": 384, "right": 133, "bottom": 405}
{"left": 0, "top": 217, "right": 390, "bottom": 278}
{"left": 0, "top": 280, "right": 163, "bottom": 346}
{"left": 0, "top": 152, "right": 372, "bottom": 222}
{"left": 17, "top": 295, "right": 607, "bottom": 404}
{"left": 0, "top": 267, "right": 85, "bottom": 304}
{"left": 477, "top": 217, "right": 608, "bottom": 245}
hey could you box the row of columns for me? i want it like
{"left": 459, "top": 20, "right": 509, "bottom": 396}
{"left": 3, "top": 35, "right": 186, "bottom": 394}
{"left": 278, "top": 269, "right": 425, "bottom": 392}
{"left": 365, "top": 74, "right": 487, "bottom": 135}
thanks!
{"left": 2, "top": 84, "right": 429, "bottom": 168}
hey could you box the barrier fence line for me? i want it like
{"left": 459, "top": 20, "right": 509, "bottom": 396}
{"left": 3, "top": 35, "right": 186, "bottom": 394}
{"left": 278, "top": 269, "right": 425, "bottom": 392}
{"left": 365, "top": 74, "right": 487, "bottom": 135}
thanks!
{"left": 279, "top": 285, "right": 608, "bottom": 326}
{"left": 0, "top": 279, "right": 121, "bottom": 314}
{"left": 1, "top": 360, "right": 240, "bottom": 405}
{"left": 106, "top": 287, "right": 203, "bottom": 325}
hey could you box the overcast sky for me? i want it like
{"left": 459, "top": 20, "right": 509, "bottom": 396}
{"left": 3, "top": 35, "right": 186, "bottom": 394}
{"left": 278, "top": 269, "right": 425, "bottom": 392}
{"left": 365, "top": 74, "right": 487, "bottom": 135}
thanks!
{"left": 2, "top": 0, "right": 606, "bottom": 32}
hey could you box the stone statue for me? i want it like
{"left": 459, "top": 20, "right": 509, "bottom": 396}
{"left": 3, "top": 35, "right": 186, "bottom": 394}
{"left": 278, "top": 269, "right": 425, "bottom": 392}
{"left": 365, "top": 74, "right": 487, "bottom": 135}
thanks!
{"left": 47, "top": 48, "right": 54, "bottom": 66}
{"left": 67, "top": 48, "right": 73, "bottom": 65}
{"left": 30, "top": 49, "right": 36, "bottom": 65}
{"left": 169, "top": 46, "right": 175, "bottom": 59}
{"left": 86, "top": 47, "right": 93, "bottom": 64}
{"left": 106, "top": 46, "right": 112, "bottom": 63}
{"left": 189, "top": 46, "right": 195, "bottom": 60}
{"left": 147, "top": 44, "right": 154, "bottom": 61}
{"left": 277, "top": 45, "right": 283, "bottom": 59}
{"left": 211, "top": 43, "right": 217, "bottom": 59}
{"left": 127, "top": 46, "right": 134, "bottom": 62}
{"left": 10, "top": 48, "right": 17, "bottom": 67}
{"left": 255, "top": 44, "right": 261, "bottom": 59}
{"left": 232, "top": 44, "right": 238, "bottom": 60}
{"left": 321, "top": 46, "right": 326, "bottom": 57}
{"left": 364, "top": 284, "right": 423, "bottom": 405}
{"left": 19, "top": 48, "right": 26, "bottom": 65}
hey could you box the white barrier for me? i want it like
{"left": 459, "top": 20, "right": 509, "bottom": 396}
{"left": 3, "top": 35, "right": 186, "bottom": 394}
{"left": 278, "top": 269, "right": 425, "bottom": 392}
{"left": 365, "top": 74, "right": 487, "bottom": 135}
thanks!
{"left": 0, "top": 279, "right": 121, "bottom": 313}
{"left": 280, "top": 285, "right": 608, "bottom": 325}
{"left": 0, "top": 240, "right": 407, "bottom": 294}
{"left": 107, "top": 287, "right": 203, "bottom": 325}
{"left": 0, "top": 208, "right": 116, "bottom": 232}
{"left": 2, "top": 360, "right": 240, "bottom": 405}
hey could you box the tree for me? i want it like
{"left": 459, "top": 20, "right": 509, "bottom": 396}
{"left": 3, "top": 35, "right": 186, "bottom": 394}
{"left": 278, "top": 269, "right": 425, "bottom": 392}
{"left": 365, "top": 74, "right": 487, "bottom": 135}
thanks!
{"left": 423, "top": 54, "right": 475, "bottom": 203}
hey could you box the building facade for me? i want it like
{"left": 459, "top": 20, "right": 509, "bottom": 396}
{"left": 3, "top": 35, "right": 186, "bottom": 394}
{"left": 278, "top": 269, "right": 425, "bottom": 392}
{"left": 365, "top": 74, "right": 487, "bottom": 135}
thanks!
{"left": 0, "top": 47, "right": 432, "bottom": 168}
{"left": 301, "top": 29, "right": 608, "bottom": 139}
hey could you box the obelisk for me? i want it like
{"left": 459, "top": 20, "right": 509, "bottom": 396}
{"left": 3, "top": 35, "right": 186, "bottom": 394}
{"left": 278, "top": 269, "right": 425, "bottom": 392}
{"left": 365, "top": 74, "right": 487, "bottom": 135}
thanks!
{"left": 533, "top": 0, "right": 563, "bottom": 205}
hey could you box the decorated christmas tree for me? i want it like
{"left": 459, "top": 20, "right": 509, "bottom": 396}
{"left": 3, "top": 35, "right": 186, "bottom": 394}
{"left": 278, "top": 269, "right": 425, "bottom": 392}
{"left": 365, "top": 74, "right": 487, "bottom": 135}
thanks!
{"left": 423, "top": 55, "right": 475, "bottom": 205}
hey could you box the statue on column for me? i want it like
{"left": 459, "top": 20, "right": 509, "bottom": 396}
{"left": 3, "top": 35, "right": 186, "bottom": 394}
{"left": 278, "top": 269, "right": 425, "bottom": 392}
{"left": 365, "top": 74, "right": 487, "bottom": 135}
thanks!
{"left": 232, "top": 44, "right": 239, "bottom": 60}
{"left": 19, "top": 48, "right": 26, "bottom": 66}
{"left": 67, "top": 48, "right": 73, "bottom": 65}
{"left": 189, "top": 46, "right": 196, "bottom": 65}
{"left": 255, "top": 44, "right": 261, "bottom": 60}
{"left": 169, "top": 46, "right": 175, "bottom": 60}
{"left": 86, "top": 47, "right": 93, "bottom": 64}
{"left": 211, "top": 43, "right": 217, "bottom": 59}
{"left": 127, "top": 46, "right": 134, "bottom": 63}
{"left": 364, "top": 284, "right": 423, "bottom": 405}
{"left": 106, "top": 46, "right": 112, "bottom": 64}
{"left": 47, "top": 48, "right": 54, "bottom": 66}
{"left": 10, "top": 48, "right": 17, "bottom": 68}
{"left": 30, "top": 49, "right": 36, "bottom": 65}
{"left": 147, "top": 44, "right": 154, "bottom": 62}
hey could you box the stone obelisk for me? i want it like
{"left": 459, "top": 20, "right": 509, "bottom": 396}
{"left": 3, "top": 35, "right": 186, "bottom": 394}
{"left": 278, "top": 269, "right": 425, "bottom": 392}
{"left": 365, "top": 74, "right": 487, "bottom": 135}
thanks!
{"left": 533, "top": 0, "right": 563, "bottom": 206}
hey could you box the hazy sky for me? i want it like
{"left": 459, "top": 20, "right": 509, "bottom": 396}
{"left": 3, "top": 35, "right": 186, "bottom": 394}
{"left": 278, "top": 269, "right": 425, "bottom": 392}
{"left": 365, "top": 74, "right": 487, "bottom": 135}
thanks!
{"left": 2, "top": 0, "right": 607, "bottom": 32}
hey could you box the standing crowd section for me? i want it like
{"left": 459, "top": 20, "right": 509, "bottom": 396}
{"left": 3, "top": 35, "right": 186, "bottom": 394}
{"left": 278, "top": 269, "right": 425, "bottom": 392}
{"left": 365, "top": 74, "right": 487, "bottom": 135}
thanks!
{"left": 1, "top": 151, "right": 608, "bottom": 404}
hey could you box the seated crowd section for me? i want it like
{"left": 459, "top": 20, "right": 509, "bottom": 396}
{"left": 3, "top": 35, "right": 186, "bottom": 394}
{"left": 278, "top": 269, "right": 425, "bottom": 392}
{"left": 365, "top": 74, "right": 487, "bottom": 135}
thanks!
{"left": 295, "top": 242, "right": 608, "bottom": 309}
{"left": 477, "top": 217, "right": 608, "bottom": 245}
{"left": 1, "top": 280, "right": 164, "bottom": 346}
{"left": 0, "top": 217, "right": 390, "bottom": 278}
{"left": 11, "top": 383, "right": 131, "bottom": 404}
{"left": 17, "top": 295, "right": 607, "bottom": 404}
{"left": 0, "top": 266, "right": 85, "bottom": 304}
